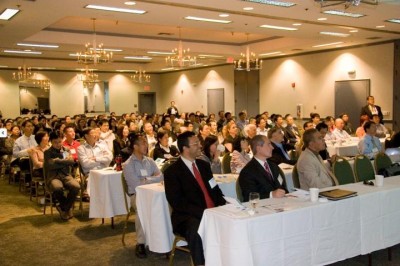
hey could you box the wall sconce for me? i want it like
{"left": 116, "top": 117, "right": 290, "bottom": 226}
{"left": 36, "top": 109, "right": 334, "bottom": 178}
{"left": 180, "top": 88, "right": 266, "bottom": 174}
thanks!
{"left": 347, "top": 69, "right": 356, "bottom": 75}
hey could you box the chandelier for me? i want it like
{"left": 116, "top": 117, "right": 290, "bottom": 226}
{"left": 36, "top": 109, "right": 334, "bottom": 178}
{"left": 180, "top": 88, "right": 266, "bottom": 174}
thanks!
{"left": 234, "top": 34, "right": 262, "bottom": 71}
{"left": 13, "top": 65, "right": 51, "bottom": 91}
{"left": 77, "top": 18, "right": 112, "bottom": 65}
{"left": 314, "top": 0, "right": 377, "bottom": 8}
{"left": 77, "top": 66, "right": 99, "bottom": 89}
{"left": 165, "top": 27, "right": 197, "bottom": 68}
{"left": 131, "top": 70, "right": 150, "bottom": 83}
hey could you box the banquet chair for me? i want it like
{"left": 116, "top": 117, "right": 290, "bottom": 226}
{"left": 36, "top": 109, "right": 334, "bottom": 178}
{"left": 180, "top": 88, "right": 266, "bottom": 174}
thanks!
{"left": 160, "top": 160, "right": 174, "bottom": 173}
{"left": 42, "top": 164, "right": 54, "bottom": 217}
{"left": 354, "top": 155, "right": 375, "bottom": 182}
{"left": 18, "top": 157, "right": 31, "bottom": 193}
{"left": 121, "top": 173, "right": 135, "bottom": 246}
{"left": 29, "top": 157, "right": 45, "bottom": 204}
{"left": 221, "top": 152, "right": 232, "bottom": 174}
{"left": 236, "top": 180, "right": 244, "bottom": 202}
{"left": 77, "top": 162, "right": 87, "bottom": 217}
{"left": 169, "top": 234, "right": 194, "bottom": 266}
{"left": 291, "top": 165, "right": 300, "bottom": 189}
{"left": 278, "top": 167, "right": 289, "bottom": 192}
{"left": 374, "top": 152, "right": 392, "bottom": 174}
{"left": 332, "top": 157, "right": 356, "bottom": 185}
{"left": 148, "top": 147, "right": 155, "bottom": 159}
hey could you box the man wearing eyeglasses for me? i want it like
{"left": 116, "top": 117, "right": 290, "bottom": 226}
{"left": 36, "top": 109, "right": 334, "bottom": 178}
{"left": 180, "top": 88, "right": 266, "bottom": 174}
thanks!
{"left": 164, "top": 131, "right": 226, "bottom": 266}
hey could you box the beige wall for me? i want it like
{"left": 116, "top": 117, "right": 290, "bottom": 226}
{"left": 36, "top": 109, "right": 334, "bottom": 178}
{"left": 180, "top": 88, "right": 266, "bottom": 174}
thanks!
{"left": 259, "top": 43, "right": 394, "bottom": 120}
{"left": 0, "top": 43, "right": 394, "bottom": 119}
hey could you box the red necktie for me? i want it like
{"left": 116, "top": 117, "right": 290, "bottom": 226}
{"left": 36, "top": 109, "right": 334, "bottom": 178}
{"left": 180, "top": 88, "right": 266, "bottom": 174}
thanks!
{"left": 192, "top": 162, "right": 215, "bottom": 208}
{"left": 264, "top": 162, "right": 274, "bottom": 183}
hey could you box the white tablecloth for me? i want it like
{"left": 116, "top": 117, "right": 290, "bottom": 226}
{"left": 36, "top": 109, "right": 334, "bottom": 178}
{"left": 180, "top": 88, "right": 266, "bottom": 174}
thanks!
{"left": 198, "top": 176, "right": 400, "bottom": 266}
{"left": 327, "top": 138, "right": 385, "bottom": 157}
{"left": 87, "top": 169, "right": 130, "bottom": 218}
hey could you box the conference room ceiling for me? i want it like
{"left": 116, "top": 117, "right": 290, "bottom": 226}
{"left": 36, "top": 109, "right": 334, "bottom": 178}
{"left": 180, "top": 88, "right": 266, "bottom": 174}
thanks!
{"left": 0, "top": 0, "right": 399, "bottom": 73}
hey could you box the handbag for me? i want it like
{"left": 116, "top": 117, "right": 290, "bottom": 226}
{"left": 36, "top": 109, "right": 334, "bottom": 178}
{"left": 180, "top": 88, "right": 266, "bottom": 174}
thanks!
{"left": 378, "top": 163, "right": 400, "bottom": 177}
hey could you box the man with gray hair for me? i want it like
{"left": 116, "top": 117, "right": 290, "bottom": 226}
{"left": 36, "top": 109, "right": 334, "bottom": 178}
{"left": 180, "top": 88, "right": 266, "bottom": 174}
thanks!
{"left": 297, "top": 129, "right": 339, "bottom": 190}
{"left": 238, "top": 135, "right": 286, "bottom": 202}
{"left": 243, "top": 124, "right": 257, "bottom": 140}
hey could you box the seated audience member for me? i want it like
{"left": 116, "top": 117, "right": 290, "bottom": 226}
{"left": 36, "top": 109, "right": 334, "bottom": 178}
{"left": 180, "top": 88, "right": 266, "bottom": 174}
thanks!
{"left": 340, "top": 113, "right": 354, "bottom": 135}
{"left": 2, "top": 125, "right": 20, "bottom": 168}
{"left": 123, "top": 133, "right": 163, "bottom": 258}
{"left": 243, "top": 123, "right": 257, "bottom": 140}
{"left": 310, "top": 112, "right": 321, "bottom": 128}
{"left": 113, "top": 125, "right": 131, "bottom": 162}
{"left": 143, "top": 122, "right": 157, "bottom": 152}
{"left": 358, "top": 121, "right": 383, "bottom": 159}
{"left": 386, "top": 131, "right": 400, "bottom": 148}
{"left": 355, "top": 115, "right": 370, "bottom": 138}
{"left": 99, "top": 119, "right": 115, "bottom": 152}
{"left": 223, "top": 120, "right": 240, "bottom": 152}
{"left": 62, "top": 125, "right": 80, "bottom": 162}
{"left": 153, "top": 130, "right": 179, "bottom": 161}
{"left": 126, "top": 119, "right": 138, "bottom": 133}
{"left": 197, "top": 124, "right": 211, "bottom": 147}
{"left": 268, "top": 127, "right": 297, "bottom": 166}
{"left": 77, "top": 127, "right": 113, "bottom": 176}
{"left": 208, "top": 121, "right": 218, "bottom": 136}
{"left": 284, "top": 114, "right": 300, "bottom": 145}
{"left": 197, "top": 135, "right": 222, "bottom": 174}
{"left": 164, "top": 131, "right": 226, "bottom": 266}
{"left": 372, "top": 114, "right": 388, "bottom": 138}
{"left": 332, "top": 118, "right": 351, "bottom": 140}
{"left": 230, "top": 136, "right": 251, "bottom": 174}
{"left": 236, "top": 111, "right": 248, "bottom": 132}
{"left": 297, "top": 129, "right": 339, "bottom": 190}
{"left": 28, "top": 131, "right": 50, "bottom": 177}
{"left": 239, "top": 135, "right": 286, "bottom": 202}
{"left": 256, "top": 117, "right": 268, "bottom": 136}
{"left": 12, "top": 120, "right": 38, "bottom": 163}
{"left": 44, "top": 132, "right": 80, "bottom": 221}
{"left": 160, "top": 119, "right": 177, "bottom": 144}
{"left": 295, "top": 121, "right": 314, "bottom": 155}
{"left": 316, "top": 122, "right": 334, "bottom": 161}
{"left": 75, "top": 118, "right": 87, "bottom": 139}
{"left": 323, "top": 116, "right": 336, "bottom": 141}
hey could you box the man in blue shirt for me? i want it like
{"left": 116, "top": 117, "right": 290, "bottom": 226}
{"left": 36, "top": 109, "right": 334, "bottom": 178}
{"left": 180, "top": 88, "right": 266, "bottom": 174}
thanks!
{"left": 358, "top": 121, "right": 383, "bottom": 159}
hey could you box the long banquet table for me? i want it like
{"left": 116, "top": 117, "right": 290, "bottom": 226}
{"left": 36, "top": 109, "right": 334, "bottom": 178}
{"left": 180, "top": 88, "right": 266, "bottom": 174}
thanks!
{"left": 198, "top": 176, "right": 400, "bottom": 266}
{"left": 326, "top": 137, "right": 385, "bottom": 157}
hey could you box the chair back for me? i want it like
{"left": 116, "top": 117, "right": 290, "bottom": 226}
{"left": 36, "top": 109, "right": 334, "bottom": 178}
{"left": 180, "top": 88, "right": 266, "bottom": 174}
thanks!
{"left": 332, "top": 157, "right": 356, "bottom": 185}
{"left": 236, "top": 179, "right": 244, "bottom": 202}
{"left": 221, "top": 153, "right": 232, "bottom": 174}
{"left": 292, "top": 165, "right": 300, "bottom": 189}
{"left": 120, "top": 173, "right": 130, "bottom": 213}
{"left": 278, "top": 167, "right": 289, "bottom": 192}
{"left": 289, "top": 150, "right": 298, "bottom": 160}
{"left": 19, "top": 156, "right": 31, "bottom": 173}
{"left": 354, "top": 155, "right": 375, "bottom": 182}
{"left": 160, "top": 160, "right": 175, "bottom": 173}
{"left": 148, "top": 148, "right": 155, "bottom": 159}
{"left": 374, "top": 152, "right": 392, "bottom": 173}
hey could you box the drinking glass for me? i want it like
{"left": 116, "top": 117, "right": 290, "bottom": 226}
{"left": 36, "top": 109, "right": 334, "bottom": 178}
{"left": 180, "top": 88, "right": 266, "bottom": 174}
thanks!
{"left": 249, "top": 192, "right": 260, "bottom": 213}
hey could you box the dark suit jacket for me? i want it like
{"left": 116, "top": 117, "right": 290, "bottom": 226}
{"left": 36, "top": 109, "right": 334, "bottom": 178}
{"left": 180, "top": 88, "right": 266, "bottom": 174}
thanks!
{"left": 44, "top": 147, "right": 75, "bottom": 183}
{"left": 284, "top": 125, "right": 300, "bottom": 145}
{"left": 238, "top": 158, "right": 286, "bottom": 202}
{"left": 269, "top": 142, "right": 297, "bottom": 166}
{"left": 361, "top": 104, "right": 383, "bottom": 122}
{"left": 164, "top": 157, "right": 226, "bottom": 232}
{"left": 153, "top": 143, "right": 179, "bottom": 160}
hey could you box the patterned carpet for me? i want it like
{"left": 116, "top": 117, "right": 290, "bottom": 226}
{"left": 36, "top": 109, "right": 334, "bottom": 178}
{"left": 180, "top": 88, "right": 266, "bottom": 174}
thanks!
{"left": 0, "top": 177, "right": 399, "bottom": 266}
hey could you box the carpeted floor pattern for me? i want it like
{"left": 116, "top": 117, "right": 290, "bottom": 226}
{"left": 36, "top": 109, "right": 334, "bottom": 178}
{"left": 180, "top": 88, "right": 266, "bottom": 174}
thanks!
{"left": 0, "top": 177, "right": 399, "bottom": 266}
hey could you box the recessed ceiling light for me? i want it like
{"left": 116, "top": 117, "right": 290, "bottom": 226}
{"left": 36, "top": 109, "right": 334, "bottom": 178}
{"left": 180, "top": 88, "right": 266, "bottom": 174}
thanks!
{"left": 349, "top": 29, "right": 358, "bottom": 33}
{"left": 85, "top": 4, "right": 146, "bottom": 14}
{"left": 292, "top": 23, "right": 302, "bottom": 26}
{"left": 69, "top": 53, "right": 79, "bottom": 57}
{"left": 323, "top": 10, "right": 365, "bottom": 18}
{"left": 116, "top": 69, "right": 133, "bottom": 72}
{"left": 386, "top": 19, "right": 400, "bottom": 24}
{"left": 3, "top": 50, "right": 42, "bottom": 55}
{"left": 17, "top": 43, "right": 59, "bottom": 48}
{"left": 241, "top": 0, "right": 295, "bottom": 7}
{"left": 162, "top": 67, "right": 175, "bottom": 71}
{"left": 260, "top": 24, "right": 298, "bottom": 31}
{"left": 147, "top": 51, "right": 175, "bottom": 55}
{"left": 32, "top": 67, "right": 57, "bottom": 70}
{"left": 317, "top": 17, "right": 327, "bottom": 21}
{"left": 0, "top": 65, "right": 8, "bottom": 68}
{"left": 184, "top": 16, "right": 231, "bottom": 24}
{"left": 0, "top": 8, "right": 19, "bottom": 20}
{"left": 376, "top": 25, "right": 385, "bottom": 28}
{"left": 219, "top": 14, "right": 230, "bottom": 17}
{"left": 198, "top": 54, "right": 224, "bottom": 58}
{"left": 320, "top": 31, "right": 350, "bottom": 37}
{"left": 124, "top": 56, "right": 152, "bottom": 60}
{"left": 124, "top": 1, "right": 136, "bottom": 5}
{"left": 259, "top": 51, "right": 282, "bottom": 56}
{"left": 312, "top": 41, "right": 344, "bottom": 48}
{"left": 243, "top": 7, "right": 254, "bottom": 11}
{"left": 90, "top": 48, "right": 123, "bottom": 52}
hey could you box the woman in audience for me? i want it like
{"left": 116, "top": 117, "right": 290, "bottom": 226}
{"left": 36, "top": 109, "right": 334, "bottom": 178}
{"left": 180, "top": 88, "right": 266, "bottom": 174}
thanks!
{"left": 256, "top": 117, "right": 268, "bottom": 136}
{"left": 126, "top": 119, "right": 138, "bottom": 133}
{"left": 198, "top": 135, "right": 222, "bottom": 174}
{"left": 310, "top": 113, "right": 321, "bottom": 127}
{"left": 153, "top": 130, "right": 179, "bottom": 160}
{"left": 76, "top": 118, "right": 87, "bottom": 139}
{"left": 113, "top": 125, "right": 131, "bottom": 162}
{"left": 28, "top": 131, "right": 50, "bottom": 177}
{"left": 223, "top": 120, "right": 240, "bottom": 152}
{"left": 198, "top": 124, "right": 211, "bottom": 147}
{"left": 87, "top": 118, "right": 97, "bottom": 128}
{"left": 323, "top": 116, "right": 336, "bottom": 141}
{"left": 356, "top": 115, "right": 370, "bottom": 138}
{"left": 230, "top": 136, "right": 251, "bottom": 174}
{"left": 109, "top": 117, "right": 118, "bottom": 133}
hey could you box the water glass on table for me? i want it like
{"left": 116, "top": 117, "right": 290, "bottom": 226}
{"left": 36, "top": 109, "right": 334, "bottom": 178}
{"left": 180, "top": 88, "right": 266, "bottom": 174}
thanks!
{"left": 249, "top": 192, "right": 260, "bottom": 213}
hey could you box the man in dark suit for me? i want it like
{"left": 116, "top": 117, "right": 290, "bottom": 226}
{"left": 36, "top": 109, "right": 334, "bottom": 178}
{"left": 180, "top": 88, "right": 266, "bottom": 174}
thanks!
{"left": 268, "top": 127, "right": 297, "bottom": 166}
{"left": 164, "top": 131, "right": 226, "bottom": 266}
{"left": 238, "top": 135, "right": 286, "bottom": 202}
{"left": 361, "top": 95, "right": 383, "bottom": 122}
{"left": 284, "top": 114, "right": 300, "bottom": 146}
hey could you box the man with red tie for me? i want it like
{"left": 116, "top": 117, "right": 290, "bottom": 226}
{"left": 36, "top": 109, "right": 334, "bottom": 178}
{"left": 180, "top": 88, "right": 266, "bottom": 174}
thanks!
{"left": 238, "top": 135, "right": 287, "bottom": 202}
{"left": 164, "top": 131, "right": 226, "bottom": 266}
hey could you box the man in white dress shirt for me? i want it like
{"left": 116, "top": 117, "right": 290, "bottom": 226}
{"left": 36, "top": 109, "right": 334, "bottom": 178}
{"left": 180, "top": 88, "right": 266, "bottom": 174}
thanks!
{"left": 332, "top": 118, "right": 351, "bottom": 140}
{"left": 12, "top": 120, "right": 37, "bottom": 162}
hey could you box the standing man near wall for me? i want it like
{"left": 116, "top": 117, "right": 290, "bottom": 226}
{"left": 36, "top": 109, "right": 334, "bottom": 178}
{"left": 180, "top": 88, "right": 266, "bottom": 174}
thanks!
{"left": 361, "top": 95, "right": 383, "bottom": 123}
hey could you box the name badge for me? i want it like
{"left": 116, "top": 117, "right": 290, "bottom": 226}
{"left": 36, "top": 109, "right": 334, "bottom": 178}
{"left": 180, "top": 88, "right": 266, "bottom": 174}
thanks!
{"left": 140, "top": 169, "right": 148, "bottom": 177}
{"left": 208, "top": 178, "right": 217, "bottom": 189}
{"left": 70, "top": 149, "right": 76, "bottom": 154}
{"left": 372, "top": 147, "right": 379, "bottom": 153}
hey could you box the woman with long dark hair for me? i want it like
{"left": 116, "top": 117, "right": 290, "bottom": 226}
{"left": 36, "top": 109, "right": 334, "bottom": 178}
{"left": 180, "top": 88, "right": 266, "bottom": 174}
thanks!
{"left": 198, "top": 135, "right": 222, "bottom": 174}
